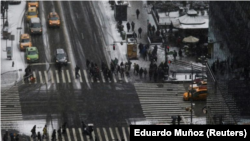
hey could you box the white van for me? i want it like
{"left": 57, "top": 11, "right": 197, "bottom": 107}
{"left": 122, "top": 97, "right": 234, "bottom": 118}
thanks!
{"left": 30, "top": 17, "right": 42, "bottom": 34}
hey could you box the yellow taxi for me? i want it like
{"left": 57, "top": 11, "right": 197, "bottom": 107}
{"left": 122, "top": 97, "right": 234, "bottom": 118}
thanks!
{"left": 27, "top": 0, "right": 39, "bottom": 8}
{"left": 26, "top": 7, "right": 38, "bottom": 22}
{"left": 183, "top": 88, "right": 207, "bottom": 101}
{"left": 47, "top": 12, "right": 60, "bottom": 27}
{"left": 188, "top": 80, "right": 207, "bottom": 90}
{"left": 19, "top": 33, "right": 32, "bottom": 50}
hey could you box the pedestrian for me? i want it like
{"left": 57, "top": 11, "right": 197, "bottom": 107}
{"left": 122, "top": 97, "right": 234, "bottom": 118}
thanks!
{"left": 173, "top": 50, "right": 177, "bottom": 60}
{"left": 133, "top": 63, "right": 137, "bottom": 74}
{"left": 138, "top": 43, "right": 143, "bottom": 54}
{"left": 57, "top": 127, "right": 62, "bottom": 138}
{"left": 128, "top": 60, "right": 132, "bottom": 71}
{"left": 37, "top": 132, "right": 41, "bottom": 141}
{"left": 133, "top": 31, "right": 137, "bottom": 39}
{"left": 131, "top": 21, "right": 135, "bottom": 31}
{"left": 62, "top": 122, "right": 67, "bottom": 134}
{"left": 43, "top": 125, "right": 47, "bottom": 139}
{"left": 161, "top": 29, "right": 165, "bottom": 37}
{"left": 10, "top": 132, "right": 14, "bottom": 141}
{"left": 126, "top": 22, "right": 130, "bottom": 32}
{"left": 149, "top": 68, "right": 153, "bottom": 81}
{"left": 136, "top": 9, "right": 140, "bottom": 19}
{"left": 152, "top": 25, "right": 156, "bottom": 35}
{"left": 86, "top": 59, "right": 90, "bottom": 68}
{"left": 31, "top": 125, "right": 36, "bottom": 138}
{"left": 144, "top": 68, "right": 147, "bottom": 78}
{"left": 155, "top": 29, "right": 160, "bottom": 37}
{"left": 75, "top": 65, "right": 80, "bottom": 78}
{"left": 154, "top": 70, "right": 158, "bottom": 82}
{"left": 143, "top": 49, "right": 148, "bottom": 60}
{"left": 148, "top": 23, "right": 152, "bottom": 36}
{"left": 178, "top": 48, "right": 183, "bottom": 58}
{"left": 52, "top": 129, "right": 56, "bottom": 141}
{"left": 136, "top": 64, "right": 140, "bottom": 75}
{"left": 139, "top": 67, "right": 143, "bottom": 78}
{"left": 15, "top": 134, "right": 19, "bottom": 141}
{"left": 138, "top": 27, "right": 142, "bottom": 38}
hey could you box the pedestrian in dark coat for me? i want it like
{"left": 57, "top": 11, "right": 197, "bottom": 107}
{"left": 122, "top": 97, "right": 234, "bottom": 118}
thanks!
{"left": 143, "top": 50, "right": 148, "bottom": 61}
{"left": 148, "top": 23, "right": 152, "bottom": 35}
{"left": 86, "top": 59, "right": 90, "bottom": 68}
{"left": 62, "top": 122, "right": 67, "bottom": 134}
{"left": 131, "top": 21, "right": 135, "bottom": 31}
{"left": 128, "top": 60, "right": 132, "bottom": 70}
{"left": 138, "top": 43, "right": 143, "bottom": 54}
{"left": 152, "top": 25, "right": 156, "bottom": 35}
{"left": 133, "top": 31, "right": 137, "bottom": 42}
{"left": 139, "top": 67, "right": 144, "bottom": 78}
{"left": 136, "top": 64, "right": 140, "bottom": 75}
{"left": 136, "top": 9, "right": 140, "bottom": 19}
{"left": 31, "top": 125, "right": 36, "bottom": 138}
{"left": 161, "top": 29, "right": 165, "bottom": 37}
{"left": 126, "top": 22, "right": 130, "bottom": 32}
{"left": 173, "top": 50, "right": 177, "bottom": 60}
{"left": 138, "top": 27, "right": 142, "bottom": 38}
{"left": 154, "top": 70, "right": 158, "bottom": 82}
{"left": 52, "top": 129, "right": 56, "bottom": 141}
{"left": 156, "top": 30, "right": 160, "bottom": 37}
{"left": 117, "top": 65, "right": 120, "bottom": 74}
{"left": 144, "top": 68, "right": 147, "bottom": 78}
{"left": 37, "top": 132, "right": 41, "bottom": 141}
{"left": 75, "top": 65, "right": 80, "bottom": 78}
{"left": 178, "top": 48, "right": 183, "bottom": 57}
{"left": 133, "top": 63, "right": 137, "bottom": 74}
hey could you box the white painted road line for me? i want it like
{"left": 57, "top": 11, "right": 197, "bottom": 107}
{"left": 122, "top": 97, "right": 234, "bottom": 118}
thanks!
{"left": 66, "top": 70, "right": 71, "bottom": 83}
{"left": 55, "top": 70, "right": 60, "bottom": 83}
{"left": 39, "top": 71, "right": 43, "bottom": 84}
{"left": 66, "top": 128, "right": 71, "bottom": 141}
{"left": 33, "top": 71, "right": 37, "bottom": 84}
{"left": 61, "top": 70, "right": 66, "bottom": 83}
{"left": 124, "top": 74, "right": 128, "bottom": 83}
{"left": 21, "top": 72, "right": 25, "bottom": 84}
{"left": 79, "top": 70, "right": 83, "bottom": 82}
{"left": 101, "top": 72, "right": 105, "bottom": 83}
{"left": 72, "top": 128, "right": 77, "bottom": 141}
{"left": 44, "top": 71, "right": 48, "bottom": 84}
{"left": 97, "top": 128, "right": 102, "bottom": 141}
{"left": 128, "top": 127, "right": 130, "bottom": 135}
{"left": 112, "top": 73, "right": 117, "bottom": 83}
{"left": 50, "top": 70, "right": 54, "bottom": 83}
{"left": 103, "top": 128, "right": 108, "bottom": 141}
{"left": 83, "top": 70, "right": 89, "bottom": 83}
{"left": 109, "top": 128, "right": 114, "bottom": 140}
{"left": 81, "top": 33, "right": 84, "bottom": 39}
{"left": 122, "top": 127, "right": 127, "bottom": 141}
{"left": 78, "top": 128, "right": 84, "bottom": 141}
{"left": 115, "top": 127, "right": 121, "bottom": 141}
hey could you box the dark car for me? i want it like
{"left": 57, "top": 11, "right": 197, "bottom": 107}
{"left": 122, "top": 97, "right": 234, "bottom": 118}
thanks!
{"left": 55, "top": 48, "right": 67, "bottom": 65}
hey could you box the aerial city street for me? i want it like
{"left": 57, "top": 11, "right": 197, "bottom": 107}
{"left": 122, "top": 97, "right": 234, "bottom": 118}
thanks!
{"left": 1, "top": 0, "right": 250, "bottom": 141}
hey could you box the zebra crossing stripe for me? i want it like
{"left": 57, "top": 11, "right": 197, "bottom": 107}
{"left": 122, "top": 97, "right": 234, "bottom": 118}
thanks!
{"left": 115, "top": 127, "right": 121, "bottom": 140}
{"left": 78, "top": 128, "right": 84, "bottom": 141}
{"left": 124, "top": 74, "right": 128, "bottom": 83}
{"left": 39, "top": 71, "right": 44, "bottom": 84}
{"left": 66, "top": 70, "right": 71, "bottom": 83}
{"left": 97, "top": 128, "right": 102, "bottom": 141}
{"left": 122, "top": 127, "right": 127, "bottom": 141}
{"left": 50, "top": 70, "right": 54, "bottom": 83}
{"left": 91, "top": 75, "right": 94, "bottom": 83}
{"left": 118, "top": 73, "right": 122, "bottom": 81}
{"left": 83, "top": 70, "right": 89, "bottom": 84}
{"left": 101, "top": 72, "right": 105, "bottom": 83}
{"left": 72, "top": 128, "right": 77, "bottom": 141}
{"left": 79, "top": 71, "right": 83, "bottom": 82}
{"left": 112, "top": 73, "right": 117, "bottom": 83}
{"left": 44, "top": 71, "right": 48, "bottom": 84}
{"left": 21, "top": 72, "right": 25, "bottom": 84}
{"left": 33, "top": 71, "right": 37, "bottom": 84}
{"left": 128, "top": 127, "right": 130, "bottom": 135}
{"left": 66, "top": 128, "right": 71, "bottom": 141}
{"left": 87, "top": 134, "right": 90, "bottom": 141}
{"left": 92, "top": 131, "right": 96, "bottom": 140}
{"left": 103, "top": 128, "right": 109, "bottom": 141}
{"left": 55, "top": 70, "right": 60, "bottom": 83}
{"left": 56, "top": 130, "right": 58, "bottom": 140}
{"left": 62, "top": 70, "right": 66, "bottom": 83}
{"left": 109, "top": 127, "right": 115, "bottom": 140}
{"left": 61, "top": 133, "right": 65, "bottom": 141}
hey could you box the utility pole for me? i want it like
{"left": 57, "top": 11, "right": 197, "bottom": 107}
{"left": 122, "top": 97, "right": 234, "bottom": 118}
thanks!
{"left": 191, "top": 63, "right": 193, "bottom": 124}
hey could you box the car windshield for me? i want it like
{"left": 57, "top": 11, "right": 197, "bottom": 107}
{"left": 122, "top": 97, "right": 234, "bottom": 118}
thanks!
{"left": 50, "top": 17, "right": 59, "bottom": 20}
{"left": 28, "top": 50, "right": 37, "bottom": 55}
{"left": 57, "top": 54, "right": 65, "bottom": 59}
{"left": 28, "top": 12, "right": 37, "bottom": 15}
{"left": 21, "top": 39, "right": 30, "bottom": 43}
{"left": 31, "top": 23, "right": 41, "bottom": 28}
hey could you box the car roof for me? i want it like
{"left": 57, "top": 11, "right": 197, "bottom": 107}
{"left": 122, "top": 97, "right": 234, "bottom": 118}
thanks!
{"left": 27, "top": 47, "right": 37, "bottom": 51}
{"left": 56, "top": 48, "right": 65, "bottom": 54}
{"left": 21, "top": 34, "right": 30, "bottom": 39}
{"left": 30, "top": 17, "right": 40, "bottom": 23}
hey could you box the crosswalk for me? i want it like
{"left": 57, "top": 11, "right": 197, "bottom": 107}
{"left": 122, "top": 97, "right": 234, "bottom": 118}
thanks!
{"left": 134, "top": 83, "right": 196, "bottom": 124}
{"left": 21, "top": 69, "right": 129, "bottom": 84}
{"left": 1, "top": 86, "right": 23, "bottom": 123}
{"left": 29, "top": 126, "right": 130, "bottom": 141}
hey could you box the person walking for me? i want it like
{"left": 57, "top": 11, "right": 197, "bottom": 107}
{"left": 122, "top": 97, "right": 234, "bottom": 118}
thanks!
{"left": 37, "top": 132, "right": 41, "bottom": 141}
{"left": 131, "top": 21, "right": 135, "bottom": 31}
{"left": 173, "top": 50, "right": 177, "bottom": 60}
{"left": 138, "top": 27, "right": 142, "bottom": 38}
{"left": 75, "top": 65, "right": 80, "bottom": 78}
{"left": 148, "top": 23, "right": 152, "bottom": 36}
{"left": 133, "top": 63, "right": 137, "bottom": 74}
{"left": 136, "top": 64, "right": 140, "bottom": 75}
{"left": 42, "top": 125, "right": 47, "bottom": 139}
{"left": 178, "top": 48, "right": 183, "bottom": 58}
{"left": 126, "top": 22, "right": 130, "bottom": 32}
{"left": 149, "top": 68, "right": 153, "bottom": 81}
{"left": 62, "top": 122, "right": 67, "bottom": 134}
{"left": 57, "top": 127, "right": 62, "bottom": 139}
{"left": 152, "top": 25, "right": 156, "bottom": 35}
{"left": 15, "top": 134, "right": 19, "bottom": 141}
{"left": 136, "top": 9, "right": 140, "bottom": 19}
{"left": 52, "top": 129, "right": 56, "bottom": 141}
{"left": 86, "top": 59, "right": 90, "bottom": 69}
{"left": 144, "top": 68, "right": 147, "bottom": 78}
{"left": 139, "top": 67, "right": 144, "bottom": 78}
{"left": 31, "top": 125, "right": 36, "bottom": 138}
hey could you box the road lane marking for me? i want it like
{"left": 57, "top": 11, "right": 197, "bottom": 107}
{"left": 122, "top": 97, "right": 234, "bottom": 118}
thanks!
{"left": 101, "top": 72, "right": 105, "bottom": 83}
{"left": 74, "top": 71, "right": 77, "bottom": 83}
{"left": 21, "top": 72, "right": 25, "bottom": 84}
{"left": 118, "top": 73, "right": 122, "bottom": 81}
{"left": 92, "top": 131, "right": 96, "bottom": 141}
{"left": 112, "top": 73, "right": 117, "bottom": 83}
{"left": 66, "top": 70, "right": 71, "bottom": 83}
{"left": 124, "top": 74, "right": 128, "bottom": 83}
{"left": 39, "top": 71, "right": 43, "bottom": 84}
{"left": 109, "top": 128, "right": 114, "bottom": 140}
{"left": 115, "top": 127, "right": 121, "bottom": 140}
{"left": 50, "top": 70, "right": 54, "bottom": 83}
{"left": 79, "top": 70, "right": 83, "bottom": 82}
{"left": 61, "top": 70, "right": 66, "bottom": 83}
{"left": 83, "top": 70, "right": 89, "bottom": 84}
{"left": 55, "top": 70, "right": 60, "bottom": 83}
{"left": 97, "top": 128, "right": 102, "bottom": 141}
{"left": 128, "top": 127, "right": 130, "bottom": 135}
{"left": 66, "top": 128, "right": 71, "bottom": 141}
{"left": 78, "top": 128, "right": 84, "bottom": 141}
{"left": 33, "top": 71, "right": 37, "bottom": 84}
{"left": 72, "top": 128, "right": 77, "bottom": 141}
{"left": 28, "top": 62, "right": 71, "bottom": 66}
{"left": 61, "top": 133, "right": 65, "bottom": 141}
{"left": 122, "top": 127, "right": 127, "bottom": 141}
{"left": 44, "top": 71, "right": 48, "bottom": 84}
{"left": 103, "top": 128, "right": 108, "bottom": 141}
{"left": 81, "top": 33, "right": 84, "bottom": 39}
